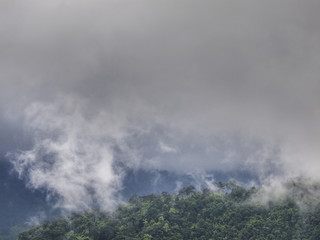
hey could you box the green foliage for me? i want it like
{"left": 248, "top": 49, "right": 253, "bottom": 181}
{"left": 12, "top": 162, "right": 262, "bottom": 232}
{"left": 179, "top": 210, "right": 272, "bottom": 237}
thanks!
{"left": 17, "top": 183, "right": 320, "bottom": 240}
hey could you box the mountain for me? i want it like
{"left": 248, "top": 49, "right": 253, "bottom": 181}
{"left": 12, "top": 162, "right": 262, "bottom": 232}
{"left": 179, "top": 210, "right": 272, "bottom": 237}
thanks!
{"left": 16, "top": 183, "right": 320, "bottom": 240}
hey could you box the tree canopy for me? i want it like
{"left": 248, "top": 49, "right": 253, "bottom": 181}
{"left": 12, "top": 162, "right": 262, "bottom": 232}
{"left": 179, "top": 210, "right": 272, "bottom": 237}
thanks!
{"left": 18, "top": 182, "right": 320, "bottom": 240}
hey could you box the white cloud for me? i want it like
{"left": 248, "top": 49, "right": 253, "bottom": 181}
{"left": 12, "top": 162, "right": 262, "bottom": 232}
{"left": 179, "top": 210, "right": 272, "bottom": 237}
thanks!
{"left": 159, "top": 141, "right": 177, "bottom": 154}
{"left": 10, "top": 97, "right": 129, "bottom": 210}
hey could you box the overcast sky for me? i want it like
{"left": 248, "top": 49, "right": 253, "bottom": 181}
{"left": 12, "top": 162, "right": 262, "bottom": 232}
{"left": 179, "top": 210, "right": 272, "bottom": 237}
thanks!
{"left": 1, "top": 0, "right": 320, "bottom": 210}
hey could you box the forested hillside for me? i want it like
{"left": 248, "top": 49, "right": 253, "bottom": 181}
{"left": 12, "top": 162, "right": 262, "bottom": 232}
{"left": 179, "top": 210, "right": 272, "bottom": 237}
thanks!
{"left": 18, "top": 183, "right": 320, "bottom": 240}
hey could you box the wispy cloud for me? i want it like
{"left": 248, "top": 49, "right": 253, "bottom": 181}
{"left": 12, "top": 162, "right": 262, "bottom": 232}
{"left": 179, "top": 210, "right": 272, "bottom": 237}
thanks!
{"left": 9, "top": 97, "right": 129, "bottom": 210}
{"left": 1, "top": 0, "right": 320, "bottom": 210}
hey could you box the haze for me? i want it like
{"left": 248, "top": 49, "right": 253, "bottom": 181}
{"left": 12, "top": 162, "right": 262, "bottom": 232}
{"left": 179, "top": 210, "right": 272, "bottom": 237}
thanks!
{"left": 0, "top": 0, "right": 319, "bottom": 217}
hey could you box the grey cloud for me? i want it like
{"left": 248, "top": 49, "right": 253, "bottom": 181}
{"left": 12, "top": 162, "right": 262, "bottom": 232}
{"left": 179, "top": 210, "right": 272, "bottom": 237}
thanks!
{"left": 1, "top": 0, "right": 320, "bottom": 209}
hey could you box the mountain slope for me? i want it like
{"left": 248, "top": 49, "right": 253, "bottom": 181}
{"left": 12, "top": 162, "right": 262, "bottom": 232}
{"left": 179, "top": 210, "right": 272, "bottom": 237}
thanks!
{"left": 18, "top": 184, "right": 320, "bottom": 240}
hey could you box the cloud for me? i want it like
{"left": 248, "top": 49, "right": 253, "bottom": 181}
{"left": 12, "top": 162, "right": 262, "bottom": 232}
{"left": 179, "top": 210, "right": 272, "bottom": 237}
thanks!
{"left": 1, "top": 0, "right": 320, "bottom": 209}
{"left": 250, "top": 177, "right": 320, "bottom": 210}
{"left": 9, "top": 97, "right": 129, "bottom": 210}
{"left": 159, "top": 141, "right": 177, "bottom": 154}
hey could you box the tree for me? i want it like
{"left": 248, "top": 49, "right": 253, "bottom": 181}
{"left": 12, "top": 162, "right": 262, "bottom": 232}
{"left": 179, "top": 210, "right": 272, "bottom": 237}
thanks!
{"left": 178, "top": 185, "right": 196, "bottom": 197}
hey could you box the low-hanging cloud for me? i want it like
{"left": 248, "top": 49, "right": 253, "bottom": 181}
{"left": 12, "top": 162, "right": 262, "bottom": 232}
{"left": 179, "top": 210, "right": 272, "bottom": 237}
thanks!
{"left": 1, "top": 0, "right": 320, "bottom": 209}
{"left": 9, "top": 97, "right": 129, "bottom": 210}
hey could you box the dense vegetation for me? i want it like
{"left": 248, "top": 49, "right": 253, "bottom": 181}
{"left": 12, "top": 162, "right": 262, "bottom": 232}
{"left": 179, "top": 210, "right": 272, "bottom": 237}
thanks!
{"left": 18, "top": 182, "right": 320, "bottom": 240}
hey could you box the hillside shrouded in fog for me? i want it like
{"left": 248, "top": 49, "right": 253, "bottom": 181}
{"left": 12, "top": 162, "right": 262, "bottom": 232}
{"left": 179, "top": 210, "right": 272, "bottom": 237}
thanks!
{"left": 0, "top": 0, "right": 320, "bottom": 238}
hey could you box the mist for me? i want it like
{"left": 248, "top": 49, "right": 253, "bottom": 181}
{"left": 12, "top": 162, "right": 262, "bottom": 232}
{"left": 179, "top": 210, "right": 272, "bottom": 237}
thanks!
{"left": 1, "top": 0, "right": 320, "bottom": 211}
